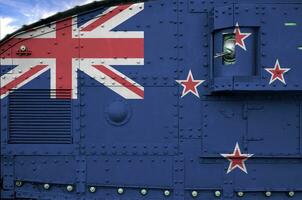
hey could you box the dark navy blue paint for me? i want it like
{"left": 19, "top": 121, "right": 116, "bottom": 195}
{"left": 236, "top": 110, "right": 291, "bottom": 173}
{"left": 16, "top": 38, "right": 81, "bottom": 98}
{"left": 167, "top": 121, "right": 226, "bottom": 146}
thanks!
{"left": 1, "top": 0, "right": 302, "bottom": 200}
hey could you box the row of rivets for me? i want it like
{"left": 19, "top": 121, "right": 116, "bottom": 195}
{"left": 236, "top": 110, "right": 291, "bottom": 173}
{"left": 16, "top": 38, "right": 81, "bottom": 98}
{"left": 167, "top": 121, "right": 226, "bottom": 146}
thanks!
{"left": 15, "top": 181, "right": 74, "bottom": 192}
{"left": 88, "top": 186, "right": 169, "bottom": 196}
{"left": 191, "top": 190, "right": 221, "bottom": 198}
{"left": 14, "top": 181, "right": 296, "bottom": 198}
{"left": 190, "top": 190, "right": 296, "bottom": 198}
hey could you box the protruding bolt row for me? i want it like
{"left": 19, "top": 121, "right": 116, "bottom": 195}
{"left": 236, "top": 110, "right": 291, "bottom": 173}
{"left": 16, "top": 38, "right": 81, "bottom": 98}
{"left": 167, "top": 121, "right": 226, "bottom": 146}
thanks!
{"left": 15, "top": 181, "right": 73, "bottom": 192}
{"left": 190, "top": 190, "right": 296, "bottom": 198}
{"left": 88, "top": 187, "right": 169, "bottom": 196}
{"left": 191, "top": 190, "right": 221, "bottom": 198}
{"left": 116, "top": 188, "right": 169, "bottom": 196}
{"left": 13, "top": 181, "right": 296, "bottom": 198}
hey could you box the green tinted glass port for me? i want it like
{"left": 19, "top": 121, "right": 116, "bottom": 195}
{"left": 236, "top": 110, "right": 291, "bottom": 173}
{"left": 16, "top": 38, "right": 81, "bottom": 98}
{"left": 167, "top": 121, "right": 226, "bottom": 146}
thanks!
{"left": 223, "top": 34, "right": 236, "bottom": 65}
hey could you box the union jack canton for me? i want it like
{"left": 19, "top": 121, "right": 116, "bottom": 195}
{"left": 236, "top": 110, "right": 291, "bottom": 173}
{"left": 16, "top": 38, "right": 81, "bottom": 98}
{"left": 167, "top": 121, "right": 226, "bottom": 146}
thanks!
{"left": 0, "top": 3, "right": 144, "bottom": 99}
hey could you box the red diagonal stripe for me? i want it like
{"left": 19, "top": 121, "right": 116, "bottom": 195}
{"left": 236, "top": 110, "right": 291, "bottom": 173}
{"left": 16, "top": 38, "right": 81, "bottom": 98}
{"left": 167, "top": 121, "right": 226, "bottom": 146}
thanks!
{"left": 0, "top": 65, "right": 48, "bottom": 96}
{"left": 93, "top": 65, "right": 144, "bottom": 98}
{"left": 81, "top": 4, "right": 132, "bottom": 32}
{"left": 7, "top": 38, "right": 144, "bottom": 59}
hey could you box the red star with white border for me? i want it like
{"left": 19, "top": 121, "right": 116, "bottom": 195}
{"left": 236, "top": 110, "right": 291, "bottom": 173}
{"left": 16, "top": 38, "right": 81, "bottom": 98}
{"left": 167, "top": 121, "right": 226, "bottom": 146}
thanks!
{"left": 234, "top": 22, "right": 252, "bottom": 51}
{"left": 176, "top": 70, "right": 205, "bottom": 98}
{"left": 264, "top": 59, "right": 290, "bottom": 85}
{"left": 221, "top": 143, "right": 254, "bottom": 174}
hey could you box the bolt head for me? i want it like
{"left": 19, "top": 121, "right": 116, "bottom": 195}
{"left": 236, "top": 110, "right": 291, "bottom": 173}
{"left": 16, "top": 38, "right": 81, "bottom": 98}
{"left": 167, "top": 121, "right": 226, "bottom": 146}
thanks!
{"left": 140, "top": 189, "right": 147, "bottom": 195}
{"left": 117, "top": 188, "right": 124, "bottom": 194}
{"left": 237, "top": 191, "right": 244, "bottom": 197}
{"left": 191, "top": 190, "right": 198, "bottom": 197}
{"left": 164, "top": 190, "right": 170, "bottom": 196}
{"left": 66, "top": 185, "right": 73, "bottom": 192}
{"left": 288, "top": 191, "right": 294, "bottom": 197}
{"left": 20, "top": 45, "right": 27, "bottom": 52}
{"left": 43, "top": 183, "right": 50, "bottom": 190}
{"left": 89, "top": 186, "right": 96, "bottom": 193}
{"left": 15, "top": 181, "right": 23, "bottom": 187}
{"left": 265, "top": 191, "right": 272, "bottom": 197}
{"left": 215, "top": 190, "right": 221, "bottom": 197}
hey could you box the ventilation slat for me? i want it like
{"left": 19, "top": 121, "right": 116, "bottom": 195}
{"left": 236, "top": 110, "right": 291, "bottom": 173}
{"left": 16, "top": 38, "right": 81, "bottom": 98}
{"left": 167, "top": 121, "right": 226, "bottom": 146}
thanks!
{"left": 8, "top": 90, "right": 72, "bottom": 144}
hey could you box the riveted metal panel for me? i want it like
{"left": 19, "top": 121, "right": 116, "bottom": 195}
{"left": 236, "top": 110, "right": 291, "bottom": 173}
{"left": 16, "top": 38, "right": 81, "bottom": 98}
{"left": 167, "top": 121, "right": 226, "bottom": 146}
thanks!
{"left": 78, "top": 1, "right": 178, "bottom": 88}
{"left": 188, "top": 0, "right": 237, "bottom": 13}
{"left": 202, "top": 100, "right": 246, "bottom": 157}
{"left": 182, "top": 140, "right": 224, "bottom": 188}
{"left": 2, "top": 0, "right": 302, "bottom": 199}
{"left": 210, "top": 3, "right": 302, "bottom": 92}
{"left": 178, "top": 11, "right": 207, "bottom": 139}
{"left": 80, "top": 86, "right": 178, "bottom": 156}
{"left": 211, "top": 5, "right": 234, "bottom": 30}
{"left": 86, "top": 156, "right": 173, "bottom": 188}
{"left": 247, "top": 99, "right": 300, "bottom": 156}
{"left": 14, "top": 156, "right": 76, "bottom": 184}
{"left": 234, "top": 163, "right": 302, "bottom": 191}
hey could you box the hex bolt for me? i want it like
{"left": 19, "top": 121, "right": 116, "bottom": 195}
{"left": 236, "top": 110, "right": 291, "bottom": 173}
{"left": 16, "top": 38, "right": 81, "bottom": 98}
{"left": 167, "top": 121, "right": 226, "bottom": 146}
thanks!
{"left": 43, "top": 183, "right": 50, "bottom": 190}
{"left": 66, "top": 185, "right": 73, "bottom": 192}
{"left": 215, "top": 190, "right": 221, "bottom": 197}
{"left": 164, "top": 190, "right": 170, "bottom": 196}
{"left": 89, "top": 186, "right": 96, "bottom": 193}
{"left": 15, "top": 180, "right": 23, "bottom": 187}
{"left": 191, "top": 190, "right": 198, "bottom": 197}
{"left": 140, "top": 189, "right": 147, "bottom": 196}
{"left": 237, "top": 191, "right": 244, "bottom": 197}
{"left": 265, "top": 191, "right": 272, "bottom": 197}
{"left": 117, "top": 188, "right": 124, "bottom": 194}
{"left": 288, "top": 191, "right": 295, "bottom": 197}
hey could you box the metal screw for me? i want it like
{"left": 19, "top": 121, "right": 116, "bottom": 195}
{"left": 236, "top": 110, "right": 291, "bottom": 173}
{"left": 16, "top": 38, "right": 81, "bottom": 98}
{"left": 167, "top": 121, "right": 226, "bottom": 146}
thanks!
{"left": 215, "top": 190, "right": 221, "bottom": 197}
{"left": 89, "top": 186, "right": 96, "bottom": 193}
{"left": 265, "top": 191, "right": 272, "bottom": 197}
{"left": 191, "top": 190, "right": 198, "bottom": 197}
{"left": 15, "top": 180, "right": 23, "bottom": 187}
{"left": 43, "top": 183, "right": 50, "bottom": 190}
{"left": 237, "top": 191, "right": 244, "bottom": 197}
{"left": 164, "top": 190, "right": 170, "bottom": 196}
{"left": 20, "top": 45, "right": 27, "bottom": 52}
{"left": 66, "top": 185, "right": 73, "bottom": 192}
{"left": 140, "top": 189, "right": 147, "bottom": 195}
{"left": 117, "top": 188, "right": 124, "bottom": 194}
{"left": 288, "top": 191, "right": 295, "bottom": 197}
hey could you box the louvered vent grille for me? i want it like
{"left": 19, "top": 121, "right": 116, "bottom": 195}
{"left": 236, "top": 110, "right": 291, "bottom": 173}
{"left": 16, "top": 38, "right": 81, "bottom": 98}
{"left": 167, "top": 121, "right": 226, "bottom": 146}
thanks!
{"left": 8, "top": 90, "right": 72, "bottom": 144}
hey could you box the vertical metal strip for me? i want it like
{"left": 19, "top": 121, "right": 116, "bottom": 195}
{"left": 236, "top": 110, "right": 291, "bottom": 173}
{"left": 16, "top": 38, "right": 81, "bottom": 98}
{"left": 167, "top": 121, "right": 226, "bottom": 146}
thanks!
{"left": 3, "top": 156, "right": 14, "bottom": 197}
{"left": 76, "top": 155, "right": 86, "bottom": 194}
{"left": 299, "top": 101, "right": 302, "bottom": 155}
{"left": 173, "top": 155, "right": 185, "bottom": 200}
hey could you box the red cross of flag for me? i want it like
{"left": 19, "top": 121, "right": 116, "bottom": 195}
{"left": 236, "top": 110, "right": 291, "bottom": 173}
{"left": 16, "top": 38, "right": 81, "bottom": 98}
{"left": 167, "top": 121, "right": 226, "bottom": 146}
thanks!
{"left": 0, "top": 3, "right": 144, "bottom": 99}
